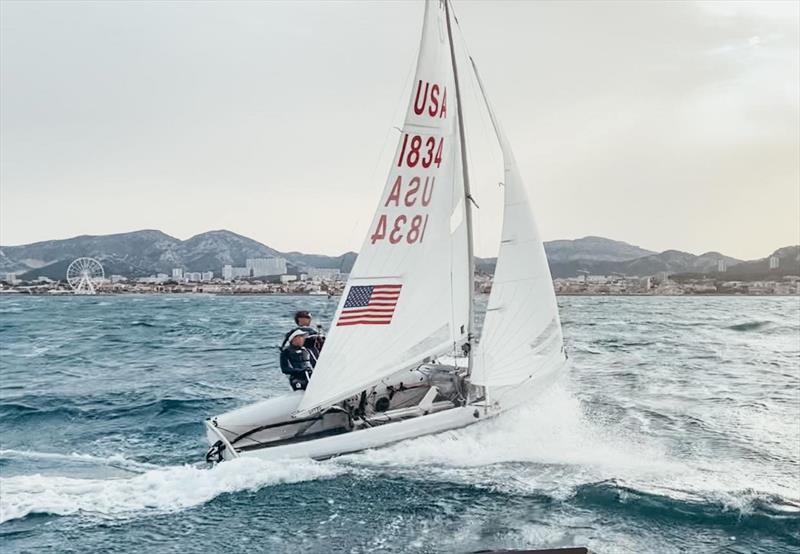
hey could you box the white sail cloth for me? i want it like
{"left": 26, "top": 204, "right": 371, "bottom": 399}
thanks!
{"left": 296, "top": 0, "right": 470, "bottom": 415}
{"left": 470, "top": 65, "right": 566, "bottom": 388}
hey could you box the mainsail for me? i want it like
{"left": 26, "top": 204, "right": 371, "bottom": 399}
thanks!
{"left": 296, "top": 0, "right": 470, "bottom": 415}
{"left": 470, "top": 58, "right": 566, "bottom": 388}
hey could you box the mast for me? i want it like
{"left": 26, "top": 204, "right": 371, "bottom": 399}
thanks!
{"left": 444, "top": 0, "right": 475, "bottom": 371}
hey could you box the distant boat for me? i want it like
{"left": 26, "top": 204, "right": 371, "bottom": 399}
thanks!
{"left": 204, "top": 0, "right": 567, "bottom": 462}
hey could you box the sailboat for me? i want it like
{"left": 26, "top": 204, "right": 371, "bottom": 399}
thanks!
{"left": 204, "top": 0, "right": 567, "bottom": 463}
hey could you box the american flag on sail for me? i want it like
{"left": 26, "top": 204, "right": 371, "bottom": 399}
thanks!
{"left": 336, "top": 284, "right": 402, "bottom": 326}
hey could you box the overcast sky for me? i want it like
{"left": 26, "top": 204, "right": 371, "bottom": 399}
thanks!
{"left": 1, "top": 0, "right": 798, "bottom": 259}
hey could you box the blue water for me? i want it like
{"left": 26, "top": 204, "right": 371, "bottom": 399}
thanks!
{"left": 0, "top": 295, "right": 798, "bottom": 553}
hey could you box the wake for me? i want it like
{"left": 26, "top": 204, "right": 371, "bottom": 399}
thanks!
{"left": 0, "top": 456, "right": 342, "bottom": 524}
{"left": 0, "top": 449, "right": 159, "bottom": 473}
{"left": 339, "top": 384, "right": 800, "bottom": 519}
{"left": 2, "top": 384, "right": 797, "bottom": 528}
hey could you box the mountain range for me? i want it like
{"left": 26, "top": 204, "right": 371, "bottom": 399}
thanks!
{"left": 1, "top": 230, "right": 797, "bottom": 281}
{"left": 0, "top": 230, "right": 357, "bottom": 279}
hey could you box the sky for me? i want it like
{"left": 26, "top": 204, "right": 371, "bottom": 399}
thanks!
{"left": 1, "top": 0, "right": 798, "bottom": 260}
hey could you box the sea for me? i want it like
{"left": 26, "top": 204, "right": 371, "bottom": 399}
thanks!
{"left": 0, "top": 294, "right": 798, "bottom": 553}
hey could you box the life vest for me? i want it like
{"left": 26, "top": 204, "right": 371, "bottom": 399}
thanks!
{"left": 286, "top": 347, "right": 314, "bottom": 371}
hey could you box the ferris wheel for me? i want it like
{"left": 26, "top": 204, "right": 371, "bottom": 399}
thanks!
{"left": 66, "top": 257, "right": 105, "bottom": 295}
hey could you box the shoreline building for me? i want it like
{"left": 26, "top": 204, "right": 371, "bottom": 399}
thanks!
{"left": 222, "top": 264, "right": 255, "bottom": 281}
{"left": 246, "top": 257, "right": 287, "bottom": 278}
{"left": 308, "top": 267, "right": 341, "bottom": 281}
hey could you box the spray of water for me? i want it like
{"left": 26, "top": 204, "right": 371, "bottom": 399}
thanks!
{"left": 2, "top": 384, "right": 795, "bottom": 525}
{"left": 0, "top": 456, "right": 342, "bottom": 524}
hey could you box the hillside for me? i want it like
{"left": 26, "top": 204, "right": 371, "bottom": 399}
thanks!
{"left": 478, "top": 236, "right": 654, "bottom": 274}
{"left": 545, "top": 236, "right": 654, "bottom": 263}
{"left": 478, "top": 242, "right": 743, "bottom": 279}
{"left": 0, "top": 230, "right": 181, "bottom": 276}
{"left": 1, "top": 230, "right": 348, "bottom": 280}
{"left": 1, "top": 230, "right": 794, "bottom": 282}
{"left": 673, "top": 246, "right": 800, "bottom": 281}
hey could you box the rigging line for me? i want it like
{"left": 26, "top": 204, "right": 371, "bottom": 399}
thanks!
{"left": 449, "top": 3, "right": 504, "bottom": 339}
{"left": 320, "top": 291, "right": 336, "bottom": 326}
{"left": 463, "top": 50, "right": 502, "bottom": 188}
{"left": 449, "top": 142, "right": 458, "bottom": 357}
{"left": 451, "top": 2, "right": 503, "bottom": 176}
{"left": 449, "top": 115, "right": 470, "bottom": 356}
{"left": 213, "top": 424, "right": 268, "bottom": 448}
{"left": 455, "top": 55, "right": 484, "bottom": 203}
{"left": 445, "top": 0, "right": 475, "bottom": 373}
{"left": 452, "top": 10, "right": 551, "bottom": 367}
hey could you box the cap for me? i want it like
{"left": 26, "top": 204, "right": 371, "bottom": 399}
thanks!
{"left": 287, "top": 328, "right": 310, "bottom": 342}
{"left": 294, "top": 310, "right": 312, "bottom": 321}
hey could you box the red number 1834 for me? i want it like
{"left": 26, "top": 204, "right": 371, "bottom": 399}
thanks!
{"left": 397, "top": 134, "right": 443, "bottom": 169}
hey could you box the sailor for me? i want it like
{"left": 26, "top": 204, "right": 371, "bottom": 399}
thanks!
{"left": 279, "top": 328, "right": 317, "bottom": 391}
{"left": 281, "top": 310, "right": 325, "bottom": 356}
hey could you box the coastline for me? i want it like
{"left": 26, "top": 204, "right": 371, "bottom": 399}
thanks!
{"left": 1, "top": 291, "right": 797, "bottom": 298}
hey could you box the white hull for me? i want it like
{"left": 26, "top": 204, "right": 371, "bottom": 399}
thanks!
{"left": 205, "top": 357, "right": 566, "bottom": 462}
{"left": 209, "top": 402, "right": 484, "bottom": 462}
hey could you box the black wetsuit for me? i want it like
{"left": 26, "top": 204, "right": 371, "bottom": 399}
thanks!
{"left": 279, "top": 346, "right": 317, "bottom": 390}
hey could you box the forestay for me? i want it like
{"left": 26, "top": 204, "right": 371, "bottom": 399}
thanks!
{"left": 470, "top": 59, "right": 566, "bottom": 388}
{"left": 296, "top": 0, "right": 470, "bottom": 415}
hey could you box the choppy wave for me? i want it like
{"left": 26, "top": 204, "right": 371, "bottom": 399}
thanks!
{"left": 338, "top": 384, "right": 800, "bottom": 537}
{"left": 726, "top": 320, "right": 773, "bottom": 331}
{"left": 0, "top": 395, "right": 233, "bottom": 425}
{"left": 0, "top": 449, "right": 159, "bottom": 472}
{"left": 0, "top": 457, "right": 342, "bottom": 524}
{"left": 1, "top": 295, "right": 798, "bottom": 553}
{"left": 571, "top": 480, "right": 800, "bottom": 537}
{"left": 3, "top": 380, "right": 798, "bottom": 537}
{"left": 129, "top": 320, "right": 158, "bottom": 327}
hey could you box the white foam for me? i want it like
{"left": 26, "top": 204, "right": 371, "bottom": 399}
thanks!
{"left": 339, "top": 384, "right": 798, "bottom": 509}
{"left": 0, "top": 449, "right": 159, "bottom": 472}
{"left": 345, "top": 384, "right": 672, "bottom": 471}
{"left": 0, "top": 456, "right": 342, "bottom": 524}
{"left": 3, "top": 384, "right": 795, "bottom": 525}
